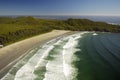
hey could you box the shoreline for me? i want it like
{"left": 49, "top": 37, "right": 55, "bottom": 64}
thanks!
{"left": 0, "top": 30, "right": 73, "bottom": 78}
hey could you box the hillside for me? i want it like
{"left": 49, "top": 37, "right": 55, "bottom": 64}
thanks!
{"left": 0, "top": 16, "right": 120, "bottom": 46}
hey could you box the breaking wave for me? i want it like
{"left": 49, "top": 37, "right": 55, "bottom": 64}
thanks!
{"left": 2, "top": 32, "right": 120, "bottom": 80}
{"left": 1, "top": 32, "right": 86, "bottom": 80}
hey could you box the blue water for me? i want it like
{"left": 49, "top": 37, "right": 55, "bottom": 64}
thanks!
{"left": 1, "top": 15, "right": 120, "bottom": 24}
{"left": 74, "top": 32, "right": 120, "bottom": 80}
{"left": 33, "top": 15, "right": 120, "bottom": 24}
{"left": 1, "top": 32, "right": 120, "bottom": 80}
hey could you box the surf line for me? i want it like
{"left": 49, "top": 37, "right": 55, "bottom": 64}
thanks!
{"left": 14, "top": 45, "right": 54, "bottom": 80}
{"left": 62, "top": 34, "right": 82, "bottom": 80}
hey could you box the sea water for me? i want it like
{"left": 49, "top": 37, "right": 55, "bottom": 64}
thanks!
{"left": 1, "top": 32, "right": 120, "bottom": 80}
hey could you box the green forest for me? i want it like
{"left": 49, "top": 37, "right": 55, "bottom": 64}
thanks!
{"left": 0, "top": 16, "right": 120, "bottom": 46}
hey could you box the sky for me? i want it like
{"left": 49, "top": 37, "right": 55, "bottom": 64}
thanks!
{"left": 0, "top": 0, "right": 120, "bottom": 16}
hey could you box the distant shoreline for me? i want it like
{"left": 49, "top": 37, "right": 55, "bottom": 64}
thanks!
{"left": 0, "top": 30, "right": 72, "bottom": 78}
{"left": 1, "top": 15, "right": 120, "bottom": 24}
{"left": 0, "top": 16, "right": 120, "bottom": 47}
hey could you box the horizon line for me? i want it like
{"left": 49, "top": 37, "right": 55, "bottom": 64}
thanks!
{"left": 0, "top": 14, "right": 120, "bottom": 16}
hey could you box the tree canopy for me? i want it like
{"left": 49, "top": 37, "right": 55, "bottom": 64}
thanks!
{"left": 0, "top": 16, "right": 120, "bottom": 46}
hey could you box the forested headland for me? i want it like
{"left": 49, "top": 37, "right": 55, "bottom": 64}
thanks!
{"left": 0, "top": 16, "right": 120, "bottom": 46}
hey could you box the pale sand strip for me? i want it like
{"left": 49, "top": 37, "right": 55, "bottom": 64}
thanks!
{"left": 0, "top": 30, "right": 71, "bottom": 78}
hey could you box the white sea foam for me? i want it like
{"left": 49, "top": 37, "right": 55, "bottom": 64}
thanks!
{"left": 53, "top": 39, "right": 62, "bottom": 45}
{"left": 43, "top": 33, "right": 84, "bottom": 80}
{"left": 1, "top": 73, "right": 14, "bottom": 80}
{"left": 2, "top": 32, "right": 86, "bottom": 80}
{"left": 93, "top": 33, "right": 98, "bottom": 35}
{"left": 62, "top": 32, "right": 86, "bottom": 80}
{"left": 80, "top": 31, "right": 89, "bottom": 35}
{"left": 14, "top": 45, "right": 54, "bottom": 80}
{"left": 43, "top": 40, "right": 66, "bottom": 80}
{"left": 43, "top": 54, "right": 65, "bottom": 80}
{"left": 62, "top": 36, "right": 78, "bottom": 80}
{"left": 1, "top": 48, "right": 38, "bottom": 80}
{"left": 34, "top": 46, "right": 54, "bottom": 68}
{"left": 14, "top": 37, "right": 64, "bottom": 80}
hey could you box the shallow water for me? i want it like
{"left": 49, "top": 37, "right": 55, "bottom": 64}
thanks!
{"left": 1, "top": 32, "right": 120, "bottom": 80}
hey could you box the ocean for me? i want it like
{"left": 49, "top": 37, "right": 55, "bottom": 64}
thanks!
{"left": 33, "top": 15, "right": 120, "bottom": 25}
{"left": 1, "top": 32, "right": 120, "bottom": 80}
{"left": 1, "top": 15, "right": 120, "bottom": 24}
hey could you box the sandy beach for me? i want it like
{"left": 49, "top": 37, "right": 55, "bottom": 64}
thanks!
{"left": 0, "top": 30, "right": 71, "bottom": 78}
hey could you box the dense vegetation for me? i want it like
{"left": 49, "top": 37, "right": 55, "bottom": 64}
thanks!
{"left": 0, "top": 16, "right": 120, "bottom": 46}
